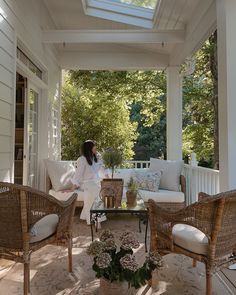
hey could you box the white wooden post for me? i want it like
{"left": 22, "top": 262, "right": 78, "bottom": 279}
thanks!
{"left": 166, "top": 66, "right": 183, "bottom": 160}
{"left": 217, "top": 0, "right": 236, "bottom": 191}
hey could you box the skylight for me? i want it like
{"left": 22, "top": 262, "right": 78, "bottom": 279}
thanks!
{"left": 108, "top": 0, "right": 158, "bottom": 10}
{"left": 83, "top": 0, "right": 160, "bottom": 28}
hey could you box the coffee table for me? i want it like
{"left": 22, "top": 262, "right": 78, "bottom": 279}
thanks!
{"left": 90, "top": 197, "right": 149, "bottom": 252}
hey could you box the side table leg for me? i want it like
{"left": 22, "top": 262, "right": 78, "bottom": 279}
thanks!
{"left": 145, "top": 216, "right": 148, "bottom": 253}
{"left": 139, "top": 217, "right": 141, "bottom": 233}
{"left": 90, "top": 212, "right": 94, "bottom": 241}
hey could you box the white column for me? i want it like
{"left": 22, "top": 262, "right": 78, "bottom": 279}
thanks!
{"left": 217, "top": 0, "right": 236, "bottom": 191}
{"left": 166, "top": 66, "right": 182, "bottom": 160}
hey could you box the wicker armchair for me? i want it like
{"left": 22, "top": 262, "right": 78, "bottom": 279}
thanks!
{"left": 0, "top": 182, "right": 77, "bottom": 295}
{"left": 148, "top": 190, "right": 236, "bottom": 295}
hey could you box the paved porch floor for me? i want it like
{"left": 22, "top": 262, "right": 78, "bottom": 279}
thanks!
{"left": 0, "top": 211, "right": 235, "bottom": 294}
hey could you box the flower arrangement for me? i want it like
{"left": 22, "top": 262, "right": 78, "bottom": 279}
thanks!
{"left": 87, "top": 230, "right": 163, "bottom": 289}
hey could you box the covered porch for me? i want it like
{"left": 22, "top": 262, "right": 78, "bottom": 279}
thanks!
{"left": 1, "top": 0, "right": 236, "bottom": 294}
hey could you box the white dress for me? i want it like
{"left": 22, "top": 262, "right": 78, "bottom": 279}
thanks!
{"left": 71, "top": 155, "right": 107, "bottom": 224}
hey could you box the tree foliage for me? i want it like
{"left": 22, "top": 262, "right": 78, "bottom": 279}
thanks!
{"left": 182, "top": 33, "right": 217, "bottom": 167}
{"left": 61, "top": 35, "right": 217, "bottom": 167}
{"left": 62, "top": 70, "right": 166, "bottom": 160}
{"left": 61, "top": 74, "right": 137, "bottom": 160}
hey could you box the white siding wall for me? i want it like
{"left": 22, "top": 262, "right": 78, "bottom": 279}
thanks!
{"left": 0, "top": 0, "right": 61, "bottom": 189}
{"left": 0, "top": 10, "right": 15, "bottom": 182}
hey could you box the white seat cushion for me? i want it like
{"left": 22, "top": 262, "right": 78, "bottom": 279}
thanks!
{"left": 49, "top": 189, "right": 84, "bottom": 202}
{"left": 30, "top": 214, "right": 59, "bottom": 243}
{"left": 172, "top": 224, "right": 208, "bottom": 255}
{"left": 138, "top": 189, "right": 185, "bottom": 203}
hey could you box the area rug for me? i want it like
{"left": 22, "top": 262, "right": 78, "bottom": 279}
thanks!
{"left": 0, "top": 213, "right": 235, "bottom": 295}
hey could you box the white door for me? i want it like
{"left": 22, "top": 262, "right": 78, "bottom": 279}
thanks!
{"left": 23, "top": 83, "right": 39, "bottom": 188}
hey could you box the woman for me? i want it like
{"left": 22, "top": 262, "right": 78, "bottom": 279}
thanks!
{"left": 70, "top": 140, "right": 108, "bottom": 225}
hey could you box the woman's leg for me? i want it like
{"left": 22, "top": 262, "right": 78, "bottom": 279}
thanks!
{"left": 80, "top": 181, "right": 106, "bottom": 225}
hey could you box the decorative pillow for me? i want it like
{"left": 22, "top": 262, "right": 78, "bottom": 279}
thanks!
{"left": 132, "top": 170, "right": 162, "bottom": 192}
{"left": 45, "top": 159, "right": 75, "bottom": 192}
{"left": 149, "top": 158, "right": 183, "bottom": 192}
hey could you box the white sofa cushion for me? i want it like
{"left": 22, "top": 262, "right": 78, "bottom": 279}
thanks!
{"left": 138, "top": 189, "right": 185, "bottom": 203}
{"left": 45, "top": 159, "right": 75, "bottom": 191}
{"left": 30, "top": 214, "right": 59, "bottom": 243}
{"left": 49, "top": 189, "right": 84, "bottom": 202}
{"left": 132, "top": 170, "right": 162, "bottom": 192}
{"left": 149, "top": 158, "right": 183, "bottom": 191}
{"left": 172, "top": 224, "right": 208, "bottom": 255}
{"left": 113, "top": 169, "right": 134, "bottom": 186}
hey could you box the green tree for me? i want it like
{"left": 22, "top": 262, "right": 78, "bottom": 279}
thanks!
{"left": 61, "top": 76, "right": 137, "bottom": 160}
{"left": 67, "top": 70, "right": 166, "bottom": 160}
{"left": 182, "top": 32, "right": 217, "bottom": 168}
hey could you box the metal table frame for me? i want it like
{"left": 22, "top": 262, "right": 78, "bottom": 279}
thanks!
{"left": 90, "top": 199, "right": 149, "bottom": 252}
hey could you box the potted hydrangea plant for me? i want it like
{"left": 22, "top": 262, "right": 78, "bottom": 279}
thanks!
{"left": 87, "top": 230, "right": 163, "bottom": 294}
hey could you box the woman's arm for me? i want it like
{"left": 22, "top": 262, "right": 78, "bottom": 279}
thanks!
{"left": 97, "top": 153, "right": 110, "bottom": 178}
{"left": 70, "top": 157, "right": 86, "bottom": 189}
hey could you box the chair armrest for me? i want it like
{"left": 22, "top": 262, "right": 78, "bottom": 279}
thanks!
{"left": 55, "top": 193, "right": 77, "bottom": 239}
{"left": 198, "top": 192, "right": 209, "bottom": 201}
{"left": 16, "top": 184, "right": 77, "bottom": 227}
{"left": 148, "top": 197, "right": 216, "bottom": 238}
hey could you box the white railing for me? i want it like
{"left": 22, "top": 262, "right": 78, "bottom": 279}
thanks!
{"left": 69, "top": 159, "right": 220, "bottom": 205}
{"left": 125, "top": 160, "right": 150, "bottom": 169}
{"left": 183, "top": 164, "right": 220, "bottom": 204}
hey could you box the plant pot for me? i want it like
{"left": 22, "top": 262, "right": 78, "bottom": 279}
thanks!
{"left": 99, "top": 278, "right": 132, "bottom": 295}
{"left": 101, "top": 178, "right": 124, "bottom": 208}
{"left": 126, "top": 191, "right": 137, "bottom": 207}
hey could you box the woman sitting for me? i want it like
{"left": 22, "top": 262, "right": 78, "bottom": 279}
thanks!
{"left": 70, "top": 140, "right": 108, "bottom": 225}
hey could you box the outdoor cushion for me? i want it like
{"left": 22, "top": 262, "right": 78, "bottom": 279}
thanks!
{"left": 172, "top": 224, "right": 208, "bottom": 255}
{"left": 49, "top": 189, "right": 84, "bottom": 202}
{"left": 30, "top": 214, "right": 59, "bottom": 243}
{"left": 149, "top": 158, "right": 183, "bottom": 191}
{"left": 138, "top": 189, "right": 185, "bottom": 203}
{"left": 132, "top": 170, "right": 162, "bottom": 192}
{"left": 45, "top": 159, "right": 75, "bottom": 191}
{"left": 113, "top": 169, "right": 132, "bottom": 186}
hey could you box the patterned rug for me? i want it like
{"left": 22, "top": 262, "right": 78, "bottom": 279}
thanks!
{"left": 0, "top": 212, "right": 235, "bottom": 295}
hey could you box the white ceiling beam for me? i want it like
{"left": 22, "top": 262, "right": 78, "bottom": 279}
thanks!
{"left": 43, "top": 30, "right": 185, "bottom": 44}
{"left": 59, "top": 51, "right": 169, "bottom": 70}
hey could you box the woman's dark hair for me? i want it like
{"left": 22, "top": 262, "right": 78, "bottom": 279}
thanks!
{"left": 81, "top": 140, "right": 97, "bottom": 166}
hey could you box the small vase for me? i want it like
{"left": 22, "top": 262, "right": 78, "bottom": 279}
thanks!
{"left": 99, "top": 278, "right": 131, "bottom": 295}
{"left": 126, "top": 191, "right": 137, "bottom": 207}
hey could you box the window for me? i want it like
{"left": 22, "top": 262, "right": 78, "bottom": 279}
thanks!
{"left": 108, "top": 0, "right": 158, "bottom": 10}
{"left": 83, "top": 0, "right": 160, "bottom": 28}
{"left": 17, "top": 47, "right": 43, "bottom": 80}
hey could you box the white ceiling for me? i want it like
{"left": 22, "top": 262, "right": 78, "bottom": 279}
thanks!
{"left": 43, "top": 0, "right": 200, "bottom": 56}
{"left": 42, "top": 0, "right": 216, "bottom": 69}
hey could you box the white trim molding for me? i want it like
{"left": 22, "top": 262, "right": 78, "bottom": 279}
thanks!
{"left": 42, "top": 29, "right": 185, "bottom": 45}
{"left": 59, "top": 51, "right": 169, "bottom": 70}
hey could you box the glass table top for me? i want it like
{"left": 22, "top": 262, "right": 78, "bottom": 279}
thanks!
{"left": 91, "top": 196, "right": 148, "bottom": 213}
